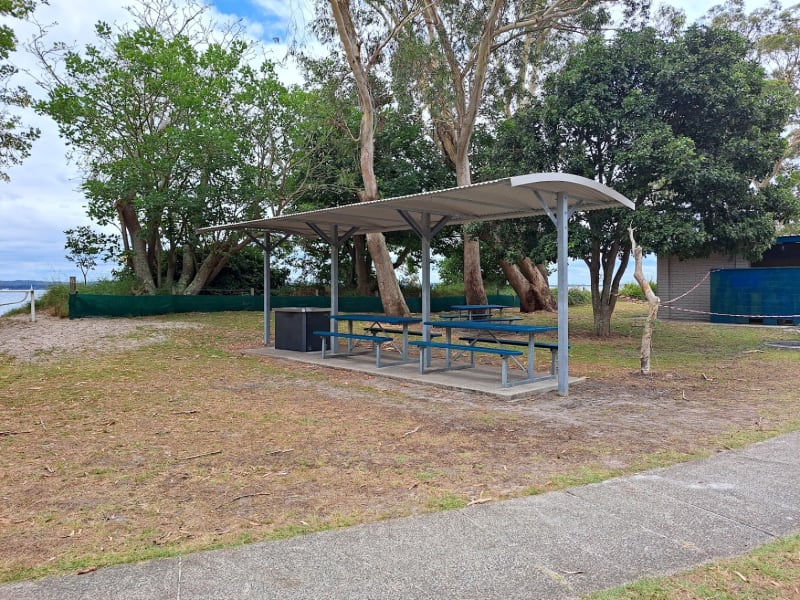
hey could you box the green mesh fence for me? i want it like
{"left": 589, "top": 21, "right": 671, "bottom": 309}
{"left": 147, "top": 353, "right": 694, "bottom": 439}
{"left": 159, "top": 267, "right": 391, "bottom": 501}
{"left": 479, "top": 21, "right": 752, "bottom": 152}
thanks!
{"left": 68, "top": 293, "right": 519, "bottom": 319}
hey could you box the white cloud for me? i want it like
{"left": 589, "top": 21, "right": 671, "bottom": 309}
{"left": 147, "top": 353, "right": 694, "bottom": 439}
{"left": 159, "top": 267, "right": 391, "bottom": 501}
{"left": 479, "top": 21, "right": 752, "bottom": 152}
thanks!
{"left": 0, "top": 2, "right": 130, "bottom": 282}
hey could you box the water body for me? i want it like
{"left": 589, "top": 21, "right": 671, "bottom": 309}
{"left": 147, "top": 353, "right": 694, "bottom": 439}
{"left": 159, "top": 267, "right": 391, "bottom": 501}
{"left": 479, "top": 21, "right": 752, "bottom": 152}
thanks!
{"left": 0, "top": 289, "right": 48, "bottom": 317}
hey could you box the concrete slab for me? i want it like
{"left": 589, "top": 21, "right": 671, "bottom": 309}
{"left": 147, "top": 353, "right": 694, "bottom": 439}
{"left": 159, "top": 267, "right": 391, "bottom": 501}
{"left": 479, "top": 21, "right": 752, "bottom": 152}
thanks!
{"left": 243, "top": 346, "right": 584, "bottom": 400}
{"left": 564, "top": 477, "right": 772, "bottom": 556}
{"left": 626, "top": 454, "right": 800, "bottom": 536}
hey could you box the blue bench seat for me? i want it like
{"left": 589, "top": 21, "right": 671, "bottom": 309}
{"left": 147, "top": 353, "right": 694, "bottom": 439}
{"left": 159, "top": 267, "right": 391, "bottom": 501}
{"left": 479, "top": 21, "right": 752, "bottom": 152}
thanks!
{"left": 313, "top": 331, "right": 393, "bottom": 368}
{"left": 363, "top": 326, "right": 441, "bottom": 338}
{"left": 408, "top": 340, "right": 523, "bottom": 387}
{"left": 458, "top": 337, "right": 567, "bottom": 375}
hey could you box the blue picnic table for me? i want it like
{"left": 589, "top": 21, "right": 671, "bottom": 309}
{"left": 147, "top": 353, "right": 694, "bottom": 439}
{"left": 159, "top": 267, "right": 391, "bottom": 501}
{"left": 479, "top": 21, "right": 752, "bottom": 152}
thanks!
{"left": 443, "top": 304, "right": 519, "bottom": 322}
{"left": 418, "top": 319, "right": 558, "bottom": 386}
{"left": 328, "top": 313, "right": 423, "bottom": 363}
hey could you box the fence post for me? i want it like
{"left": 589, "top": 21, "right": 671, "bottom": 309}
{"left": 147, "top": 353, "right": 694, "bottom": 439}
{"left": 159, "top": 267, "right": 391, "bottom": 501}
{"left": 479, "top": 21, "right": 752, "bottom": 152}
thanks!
{"left": 69, "top": 277, "right": 77, "bottom": 295}
{"left": 29, "top": 288, "right": 35, "bottom": 322}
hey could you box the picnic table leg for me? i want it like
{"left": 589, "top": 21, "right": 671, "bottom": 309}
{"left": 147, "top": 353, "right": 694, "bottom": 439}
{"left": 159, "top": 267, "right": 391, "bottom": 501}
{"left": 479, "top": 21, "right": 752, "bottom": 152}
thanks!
{"left": 401, "top": 326, "right": 409, "bottom": 362}
{"left": 527, "top": 334, "right": 535, "bottom": 380}
{"left": 321, "top": 337, "right": 328, "bottom": 359}
{"left": 445, "top": 328, "right": 453, "bottom": 368}
{"left": 347, "top": 321, "right": 354, "bottom": 353}
{"left": 502, "top": 356, "right": 509, "bottom": 387}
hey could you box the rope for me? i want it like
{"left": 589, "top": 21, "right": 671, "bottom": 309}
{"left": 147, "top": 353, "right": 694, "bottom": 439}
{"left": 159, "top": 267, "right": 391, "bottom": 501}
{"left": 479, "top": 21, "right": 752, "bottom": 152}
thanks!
{"left": 661, "top": 304, "right": 800, "bottom": 320}
{"left": 0, "top": 291, "right": 30, "bottom": 308}
{"left": 660, "top": 271, "right": 710, "bottom": 305}
{"left": 617, "top": 294, "right": 800, "bottom": 320}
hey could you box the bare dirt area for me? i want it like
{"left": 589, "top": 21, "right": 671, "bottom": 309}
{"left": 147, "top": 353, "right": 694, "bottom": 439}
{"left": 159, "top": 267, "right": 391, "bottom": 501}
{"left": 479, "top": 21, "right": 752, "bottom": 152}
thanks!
{"left": 0, "top": 314, "right": 199, "bottom": 362}
{"left": 1, "top": 309, "right": 798, "bottom": 581}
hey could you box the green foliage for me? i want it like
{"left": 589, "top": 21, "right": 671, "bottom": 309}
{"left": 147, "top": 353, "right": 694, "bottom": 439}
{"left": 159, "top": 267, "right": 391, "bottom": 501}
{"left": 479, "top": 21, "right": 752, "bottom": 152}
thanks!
{"left": 34, "top": 4, "right": 342, "bottom": 295}
{"left": 29, "top": 278, "right": 137, "bottom": 318}
{"left": 64, "top": 225, "right": 119, "bottom": 285}
{"left": 491, "top": 25, "right": 797, "bottom": 335}
{"left": 0, "top": 0, "right": 40, "bottom": 180}
{"left": 567, "top": 288, "right": 592, "bottom": 306}
{"left": 619, "top": 281, "right": 657, "bottom": 301}
{"left": 207, "top": 245, "right": 290, "bottom": 293}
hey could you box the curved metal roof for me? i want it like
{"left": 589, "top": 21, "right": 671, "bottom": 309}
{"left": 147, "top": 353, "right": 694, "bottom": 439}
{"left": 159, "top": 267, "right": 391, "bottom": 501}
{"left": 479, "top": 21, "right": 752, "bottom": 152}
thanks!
{"left": 198, "top": 173, "right": 634, "bottom": 237}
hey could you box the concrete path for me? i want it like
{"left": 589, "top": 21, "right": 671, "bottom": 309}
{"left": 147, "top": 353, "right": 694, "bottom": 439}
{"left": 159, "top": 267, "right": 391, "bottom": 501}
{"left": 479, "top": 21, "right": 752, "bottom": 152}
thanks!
{"left": 3, "top": 432, "right": 799, "bottom": 600}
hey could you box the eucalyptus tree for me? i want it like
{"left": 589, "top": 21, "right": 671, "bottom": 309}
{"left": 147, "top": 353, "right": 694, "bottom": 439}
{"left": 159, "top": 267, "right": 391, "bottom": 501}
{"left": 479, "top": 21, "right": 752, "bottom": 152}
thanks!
{"left": 510, "top": 26, "right": 796, "bottom": 335}
{"left": 287, "top": 58, "right": 455, "bottom": 294}
{"left": 389, "top": 0, "right": 631, "bottom": 305}
{"left": 32, "top": 1, "right": 334, "bottom": 294}
{"left": 303, "top": 0, "right": 426, "bottom": 316}
{"left": 0, "top": 0, "right": 40, "bottom": 181}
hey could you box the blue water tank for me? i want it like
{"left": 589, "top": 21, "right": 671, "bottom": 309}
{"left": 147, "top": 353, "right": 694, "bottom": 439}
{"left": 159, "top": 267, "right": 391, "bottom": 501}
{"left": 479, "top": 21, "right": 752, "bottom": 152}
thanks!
{"left": 710, "top": 267, "right": 800, "bottom": 325}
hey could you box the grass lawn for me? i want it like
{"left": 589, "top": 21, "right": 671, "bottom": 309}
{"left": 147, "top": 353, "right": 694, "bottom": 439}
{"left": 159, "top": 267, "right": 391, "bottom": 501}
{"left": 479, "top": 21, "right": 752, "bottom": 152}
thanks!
{"left": 1, "top": 301, "right": 798, "bottom": 593}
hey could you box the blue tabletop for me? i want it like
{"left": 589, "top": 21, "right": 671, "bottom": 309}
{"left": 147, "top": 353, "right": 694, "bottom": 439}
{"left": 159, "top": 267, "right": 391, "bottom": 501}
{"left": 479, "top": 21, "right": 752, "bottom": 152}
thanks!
{"left": 450, "top": 304, "right": 509, "bottom": 311}
{"left": 331, "top": 314, "right": 422, "bottom": 324}
{"left": 425, "top": 320, "right": 556, "bottom": 333}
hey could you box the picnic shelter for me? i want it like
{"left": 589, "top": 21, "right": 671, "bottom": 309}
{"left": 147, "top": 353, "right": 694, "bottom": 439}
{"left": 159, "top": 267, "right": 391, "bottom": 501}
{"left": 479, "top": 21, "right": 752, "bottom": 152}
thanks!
{"left": 199, "top": 172, "right": 634, "bottom": 396}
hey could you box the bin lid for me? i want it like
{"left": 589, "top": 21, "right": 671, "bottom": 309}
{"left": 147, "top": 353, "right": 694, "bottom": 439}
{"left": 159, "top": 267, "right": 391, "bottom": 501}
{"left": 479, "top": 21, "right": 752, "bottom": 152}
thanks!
{"left": 273, "top": 307, "right": 331, "bottom": 313}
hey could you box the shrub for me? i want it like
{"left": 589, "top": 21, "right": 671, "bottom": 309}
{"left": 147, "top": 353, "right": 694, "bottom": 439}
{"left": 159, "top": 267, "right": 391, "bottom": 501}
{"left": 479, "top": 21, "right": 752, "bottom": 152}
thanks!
{"left": 619, "top": 281, "right": 657, "bottom": 301}
{"left": 567, "top": 288, "right": 592, "bottom": 306}
{"left": 34, "top": 278, "right": 138, "bottom": 318}
{"left": 552, "top": 287, "right": 592, "bottom": 305}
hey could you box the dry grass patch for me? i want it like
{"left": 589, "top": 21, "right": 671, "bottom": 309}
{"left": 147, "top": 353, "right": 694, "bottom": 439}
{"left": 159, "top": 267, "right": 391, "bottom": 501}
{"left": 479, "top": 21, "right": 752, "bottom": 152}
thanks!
{"left": 1, "top": 305, "right": 799, "bottom": 582}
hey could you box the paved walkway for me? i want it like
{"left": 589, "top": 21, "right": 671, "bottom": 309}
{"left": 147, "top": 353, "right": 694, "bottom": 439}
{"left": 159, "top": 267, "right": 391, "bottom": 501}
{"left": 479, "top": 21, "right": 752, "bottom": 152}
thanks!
{"left": 3, "top": 432, "right": 799, "bottom": 600}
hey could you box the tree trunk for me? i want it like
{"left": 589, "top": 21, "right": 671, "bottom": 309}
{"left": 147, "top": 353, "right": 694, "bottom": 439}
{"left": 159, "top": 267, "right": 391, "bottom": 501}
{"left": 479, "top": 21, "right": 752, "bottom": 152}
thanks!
{"left": 166, "top": 245, "right": 177, "bottom": 288}
{"left": 368, "top": 233, "right": 409, "bottom": 315}
{"left": 354, "top": 234, "right": 372, "bottom": 296}
{"left": 116, "top": 207, "right": 134, "bottom": 272}
{"left": 183, "top": 237, "right": 250, "bottom": 295}
{"left": 588, "top": 232, "right": 629, "bottom": 337}
{"left": 592, "top": 302, "right": 613, "bottom": 337}
{"left": 419, "top": 0, "right": 505, "bottom": 307}
{"left": 499, "top": 259, "right": 539, "bottom": 312}
{"left": 456, "top": 156, "right": 487, "bottom": 305}
{"left": 115, "top": 197, "right": 156, "bottom": 294}
{"left": 184, "top": 254, "right": 223, "bottom": 295}
{"left": 517, "top": 257, "right": 557, "bottom": 311}
{"left": 629, "top": 227, "right": 660, "bottom": 374}
{"left": 330, "top": 0, "right": 409, "bottom": 316}
{"left": 463, "top": 233, "right": 488, "bottom": 305}
{"left": 176, "top": 244, "right": 195, "bottom": 293}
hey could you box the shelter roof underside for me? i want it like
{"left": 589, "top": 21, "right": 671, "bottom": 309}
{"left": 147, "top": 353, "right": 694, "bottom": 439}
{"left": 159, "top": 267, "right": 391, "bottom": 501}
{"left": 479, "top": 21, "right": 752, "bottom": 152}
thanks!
{"left": 198, "top": 173, "right": 634, "bottom": 239}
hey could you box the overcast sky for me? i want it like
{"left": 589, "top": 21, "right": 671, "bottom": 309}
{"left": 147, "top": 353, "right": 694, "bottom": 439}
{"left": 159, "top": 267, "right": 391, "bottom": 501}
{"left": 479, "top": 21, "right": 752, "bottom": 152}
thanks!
{"left": 0, "top": 0, "right": 737, "bottom": 284}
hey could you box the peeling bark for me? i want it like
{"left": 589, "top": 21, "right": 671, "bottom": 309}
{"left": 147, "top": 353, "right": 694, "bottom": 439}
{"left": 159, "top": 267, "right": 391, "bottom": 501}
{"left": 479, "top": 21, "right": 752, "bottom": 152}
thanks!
{"left": 629, "top": 227, "right": 660, "bottom": 374}
{"left": 329, "top": 0, "right": 409, "bottom": 316}
{"left": 354, "top": 235, "right": 372, "bottom": 296}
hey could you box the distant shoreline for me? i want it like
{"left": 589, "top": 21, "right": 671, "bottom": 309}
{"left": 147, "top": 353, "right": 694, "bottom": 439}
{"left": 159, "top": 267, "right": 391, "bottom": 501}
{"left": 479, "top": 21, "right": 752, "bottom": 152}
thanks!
{"left": 0, "top": 280, "right": 61, "bottom": 290}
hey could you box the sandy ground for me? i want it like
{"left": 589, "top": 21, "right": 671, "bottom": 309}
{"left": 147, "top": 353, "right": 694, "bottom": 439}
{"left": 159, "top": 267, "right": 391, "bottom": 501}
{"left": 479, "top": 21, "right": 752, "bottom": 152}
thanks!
{"left": 0, "top": 314, "right": 196, "bottom": 362}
